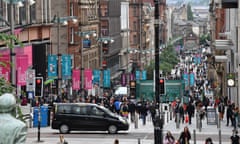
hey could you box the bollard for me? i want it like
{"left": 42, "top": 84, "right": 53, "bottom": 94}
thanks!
{"left": 199, "top": 119, "right": 202, "bottom": 132}
{"left": 196, "top": 112, "right": 199, "bottom": 129}
{"left": 218, "top": 114, "right": 221, "bottom": 129}
{"left": 193, "top": 129, "right": 196, "bottom": 144}
{"left": 167, "top": 112, "right": 169, "bottom": 123}
{"left": 135, "top": 112, "right": 138, "bottom": 129}
{"left": 170, "top": 111, "right": 172, "bottom": 121}
{"left": 138, "top": 138, "right": 141, "bottom": 144}
{"left": 29, "top": 101, "right": 32, "bottom": 128}
{"left": 176, "top": 113, "right": 180, "bottom": 129}
{"left": 37, "top": 106, "right": 41, "bottom": 142}
{"left": 219, "top": 129, "right": 222, "bottom": 144}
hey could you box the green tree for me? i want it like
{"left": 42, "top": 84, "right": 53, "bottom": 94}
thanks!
{"left": 145, "top": 44, "right": 179, "bottom": 79}
{"left": 199, "top": 33, "right": 210, "bottom": 45}
{"left": 187, "top": 3, "right": 193, "bottom": 21}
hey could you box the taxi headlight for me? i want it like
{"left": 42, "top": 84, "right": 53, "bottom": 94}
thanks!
{"left": 119, "top": 116, "right": 127, "bottom": 124}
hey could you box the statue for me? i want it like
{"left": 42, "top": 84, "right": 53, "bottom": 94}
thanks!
{"left": 0, "top": 93, "right": 27, "bottom": 144}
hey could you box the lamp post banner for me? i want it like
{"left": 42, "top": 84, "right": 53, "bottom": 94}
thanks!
{"left": 16, "top": 55, "right": 28, "bottom": 86}
{"left": 103, "top": 69, "right": 110, "bottom": 88}
{"left": 0, "top": 55, "right": 10, "bottom": 81}
{"left": 135, "top": 70, "right": 140, "bottom": 80}
{"left": 142, "top": 70, "right": 147, "bottom": 80}
{"left": 93, "top": 69, "right": 101, "bottom": 84}
{"left": 47, "top": 55, "right": 57, "bottom": 77}
{"left": 72, "top": 69, "right": 80, "bottom": 90}
{"left": 61, "top": 54, "right": 72, "bottom": 79}
{"left": 84, "top": 69, "right": 92, "bottom": 90}
{"left": 121, "top": 73, "right": 127, "bottom": 86}
{"left": 190, "top": 73, "right": 195, "bottom": 86}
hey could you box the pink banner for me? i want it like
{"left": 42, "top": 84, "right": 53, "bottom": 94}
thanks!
{"left": 84, "top": 69, "right": 92, "bottom": 90}
{"left": 0, "top": 55, "right": 10, "bottom": 81}
{"left": 0, "top": 45, "right": 32, "bottom": 67}
{"left": 16, "top": 55, "right": 28, "bottom": 86}
{"left": 72, "top": 69, "right": 80, "bottom": 90}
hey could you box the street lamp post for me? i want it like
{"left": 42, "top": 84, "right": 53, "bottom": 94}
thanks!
{"left": 75, "top": 31, "right": 97, "bottom": 91}
{"left": 52, "top": 13, "right": 77, "bottom": 96}
{"left": 153, "top": 0, "right": 164, "bottom": 144}
{"left": 98, "top": 37, "right": 114, "bottom": 96}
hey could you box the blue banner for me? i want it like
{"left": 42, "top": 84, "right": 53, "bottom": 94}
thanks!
{"left": 103, "top": 69, "right": 111, "bottom": 88}
{"left": 47, "top": 55, "right": 57, "bottom": 77}
{"left": 62, "top": 54, "right": 72, "bottom": 79}
{"left": 93, "top": 69, "right": 101, "bottom": 84}
{"left": 190, "top": 73, "right": 195, "bottom": 86}
{"left": 183, "top": 73, "right": 189, "bottom": 87}
{"left": 142, "top": 70, "right": 147, "bottom": 80}
{"left": 135, "top": 70, "right": 140, "bottom": 80}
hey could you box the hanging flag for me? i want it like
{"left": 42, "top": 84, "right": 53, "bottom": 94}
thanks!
{"left": 121, "top": 73, "right": 127, "bottom": 86}
{"left": 48, "top": 55, "right": 57, "bottom": 77}
{"left": 72, "top": 69, "right": 80, "bottom": 90}
{"left": 61, "top": 54, "right": 72, "bottom": 79}
{"left": 84, "top": 69, "right": 92, "bottom": 89}
{"left": 135, "top": 70, "right": 140, "bottom": 80}
{"left": 93, "top": 69, "right": 101, "bottom": 84}
{"left": 103, "top": 69, "right": 110, "bottom": 88}
{"left": 190, "top": 73, "right": 195, "bottom": 86}
{"left": 142, "top": 70, "right": 147, "bottom": 80}
{"left": 16, "top": 55, "right": 28, "bottom": 86}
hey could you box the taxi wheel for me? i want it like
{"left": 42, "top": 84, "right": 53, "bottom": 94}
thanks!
{"left": 108, "top": 125, "right": 117, "bottom": 134}
{"left": 59, "top": 124, "right": 70, "bottom": 134}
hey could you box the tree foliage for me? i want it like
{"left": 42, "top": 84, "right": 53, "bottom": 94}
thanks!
{"left": 145, "top": 44, "right": 180, "bottom": 79}
{"left": 187, "top": 3, "right": 193, "bottom": 21}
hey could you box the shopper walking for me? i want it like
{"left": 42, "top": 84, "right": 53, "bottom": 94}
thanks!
{"left": 163, "top": 131, "right": 175, "bottom": 144}
{"left": 178, "top": 126, "right": 191, "bottom": 144}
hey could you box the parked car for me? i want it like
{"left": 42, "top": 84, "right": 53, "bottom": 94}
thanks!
{"left": 51, "top": 103, "right": 129, "bottom": 134}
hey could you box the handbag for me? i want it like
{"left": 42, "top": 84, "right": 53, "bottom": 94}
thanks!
{"left": 185, "top": 115, "right": 189, "bottom": 123}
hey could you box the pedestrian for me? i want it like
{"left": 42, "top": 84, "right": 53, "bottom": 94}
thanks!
{"left": 178, "top": 126, "right": 191, "bottom": 144}
{"left": 57, "top": 134, "right": 68, "bottom": 144}
{"left": 186, "top": 102, "right": 195, "bottom": 124}
{"left": 226, "top": 103, "right": 233, "bottom": 126}
{"left": 163, "top": 131, "right": 175, "bottom": 144}
{"left": 232, "top": 107, "right": 239, "bottom": 129}
{"left": 218, "top": 101, "right": 225, "bottom": 121}
{"left": 114, "top": 138, "right": 119, "bottom": 144}
{"left": 128, "top": 100, "right": 136, "bottom": 123}
{"left": 205, "top": 137, "right": 213, "bottom": 144}
{"left": 230, "top": 130, "right": 240, "bottom": 144}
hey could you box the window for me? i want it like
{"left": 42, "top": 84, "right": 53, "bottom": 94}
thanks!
{"left": 70, "top": 2, "right": 74, "bottom": 16}
{"left": 57, "top": 105, "right": 71, "bottom": 114}
{"left": 70, "top": 27, "right": 74, "bottom": 44}
{"left": 30, "top": 2, "right": 36, "bottom": 23}
{"left": 42, "top": 0, "right": 51, "bottom": 23}
{"left": 90, "top": 106, "right": 104, "bottom": 116}
{"left": 19, "top": 2, "right": 26, "bottom": 24}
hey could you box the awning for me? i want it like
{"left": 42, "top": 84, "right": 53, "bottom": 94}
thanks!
{"left": 214, "top": 55, "right": 228, "bottom": 62}
{"left": 213, "top": 39, "right": 233, "bottom": 50}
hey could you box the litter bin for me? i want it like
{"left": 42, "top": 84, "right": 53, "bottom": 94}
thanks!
{"left": 33, "top": 106, "right": 48, "bottom": 127}
{"left": 33, "top": 107, "right": 39, "bottom": 127}
{"left": 41, "top": 105, "right": 48, "bottom": 127}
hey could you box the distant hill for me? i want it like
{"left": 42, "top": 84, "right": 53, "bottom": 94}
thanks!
{"left": 167, "top": 0, "right": 210, "bottom": 6}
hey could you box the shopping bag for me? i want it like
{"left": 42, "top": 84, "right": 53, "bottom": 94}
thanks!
{"left": 185, "top": 115, "right": 189, "bottom": 123}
